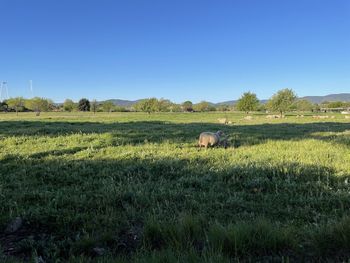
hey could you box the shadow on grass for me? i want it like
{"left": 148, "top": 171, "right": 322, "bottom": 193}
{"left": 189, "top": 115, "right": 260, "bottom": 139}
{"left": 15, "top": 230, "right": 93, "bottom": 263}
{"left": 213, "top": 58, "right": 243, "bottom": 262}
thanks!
{"left": 0, "top": 120, "right": 349, "bottom": 147}
{"left": 0, "top": 154, "right": 350, "bottom": 261}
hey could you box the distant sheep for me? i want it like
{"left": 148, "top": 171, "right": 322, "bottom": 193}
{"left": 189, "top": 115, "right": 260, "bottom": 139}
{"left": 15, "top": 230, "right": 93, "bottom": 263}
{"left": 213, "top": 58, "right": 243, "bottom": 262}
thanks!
{"left": 296, "top": 115, "right": 304, "bottom": 118}
{"left": 244, "top": 116, "right": 253, "bottom": 120}
{"left": 345, "top": 116, "right": 350, "bottom": 119}
{"left": 198, "top": 131, "right": 225, "bottom": 148}
{"left": 266, "top": 115, "right": 283, "bottom": 119}
{"left": 313, "top": 115, "right": 329, "bottom": 119}
{"left": 217, "top": 118, "right": 228, "bottom": 124}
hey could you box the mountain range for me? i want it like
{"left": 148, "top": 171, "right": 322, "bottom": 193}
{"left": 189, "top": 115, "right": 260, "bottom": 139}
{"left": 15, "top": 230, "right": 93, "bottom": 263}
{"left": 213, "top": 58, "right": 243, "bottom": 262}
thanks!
{"left": 98, "top": 99, "right": 142, "bottom": 107}
{"left": 101, "top": 93, "right": 350, "bottom": 107}
{"left": 299, "top": 93, "right": 350, "bottom": 104}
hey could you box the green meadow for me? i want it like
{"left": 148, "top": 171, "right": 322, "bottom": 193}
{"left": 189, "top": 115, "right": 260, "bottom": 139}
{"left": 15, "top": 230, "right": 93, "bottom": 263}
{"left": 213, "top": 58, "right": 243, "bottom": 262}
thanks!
{"left": 1, "top": 112, "right": 350, "bottom": 262}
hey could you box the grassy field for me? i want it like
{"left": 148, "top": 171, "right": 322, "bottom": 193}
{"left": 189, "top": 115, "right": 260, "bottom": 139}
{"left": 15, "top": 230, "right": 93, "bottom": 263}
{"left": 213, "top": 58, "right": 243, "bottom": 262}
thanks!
{"left": 0, "top": 112, "right": 350, "bottom": 262}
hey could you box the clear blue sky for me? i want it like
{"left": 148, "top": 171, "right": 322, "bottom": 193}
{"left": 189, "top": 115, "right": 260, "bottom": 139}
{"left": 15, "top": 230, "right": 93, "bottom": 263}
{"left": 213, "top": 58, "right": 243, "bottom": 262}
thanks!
{"left": 0, "top": 0, "right": 349, "bottom": 103}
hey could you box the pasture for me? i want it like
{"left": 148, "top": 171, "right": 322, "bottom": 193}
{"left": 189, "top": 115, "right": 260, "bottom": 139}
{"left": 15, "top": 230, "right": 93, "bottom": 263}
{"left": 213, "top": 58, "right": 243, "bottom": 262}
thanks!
{"left": 0, "top": 112, "right": 350, "bottom": 262}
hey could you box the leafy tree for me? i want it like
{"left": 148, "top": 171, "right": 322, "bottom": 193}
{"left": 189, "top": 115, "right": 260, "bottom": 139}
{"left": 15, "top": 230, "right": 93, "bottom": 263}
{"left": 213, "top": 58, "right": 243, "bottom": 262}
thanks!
{"left": 90, "top": 100, "right": 98, "bottom": 114}
{"left": 327, "top": 101, "right": 346, "bottom": 108}
{"left": 0, "top": 102, "right": 8, "bottom": 112}
{"left": 63, "top": 99, "right": 76, "bottom": 112}
{"left": 6, "top": 97, "right": 25, "bottom": 115}
{"left": 133, "top": 98, "right": 179, "bottom": 113}
{"left": 47, "top": 99, "right": 55, "bottom": 111}
{"left": 181, "top": 101, "right": 193, "bottom": 112}
{"left": 257, "top": 103, "right": 267, "bottom": 112}
{"left": 208, "top": 105, "right": 217, "bottom": 111}
{"left": 293, "top": 99, "right": 313, "bottom": 112}
{"left": 158, "top": 99, "right": 173, "bottom": 112}
{"left": 193, "top": 101, "right": 213, "bottom": 112}
{"left": 168, "top": 103, "right": 182, "bottom": 112}
{"left": 114, "top": 106, "right": 128, "bottom": 112}
{"left": 102, "top": 101, "right": 114, "bottom": 113}
{"left": 134, "top": 98, "right": 159, "bottom": 113}
{"left": 216, "top": 104, "right": 231, "bottom": 112}
{"left": 267, "top": 89, "right": 297, "bottom": 117}
{"left": 25, "top": 97, "right": 51, "bottom": 114}
{"left": 78, "top": 98, "right": 90, "bottom": 112}
{"left": 236, "top": 92, "right": 260, "bottom": 113}
{"left": 313, "top": 103, "right": 321, "bottom": 112}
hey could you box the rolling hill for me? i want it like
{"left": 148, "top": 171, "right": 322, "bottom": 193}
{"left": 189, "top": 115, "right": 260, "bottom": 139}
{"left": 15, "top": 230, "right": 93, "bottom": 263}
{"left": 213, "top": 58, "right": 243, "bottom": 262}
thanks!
{"left": 299, "top": 93, "right": 350, "bottom": 104}
{"left": 90, "top": 93, "right": 350, "bottom": 107}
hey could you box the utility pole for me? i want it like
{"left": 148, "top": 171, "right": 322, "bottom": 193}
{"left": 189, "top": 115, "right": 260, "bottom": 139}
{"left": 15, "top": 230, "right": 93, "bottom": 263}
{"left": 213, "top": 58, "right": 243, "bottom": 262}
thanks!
{"left": 0, "top": 81, "right": 8, "bottom": 101}
{"left": 30, "top": 80, "right": 33, "bottom": 97}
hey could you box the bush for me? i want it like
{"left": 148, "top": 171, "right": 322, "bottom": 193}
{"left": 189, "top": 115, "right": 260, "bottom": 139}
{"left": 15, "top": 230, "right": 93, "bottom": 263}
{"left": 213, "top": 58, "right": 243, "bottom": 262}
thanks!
{"left": 78, "top": 98, "right": 90, "bottom": 111}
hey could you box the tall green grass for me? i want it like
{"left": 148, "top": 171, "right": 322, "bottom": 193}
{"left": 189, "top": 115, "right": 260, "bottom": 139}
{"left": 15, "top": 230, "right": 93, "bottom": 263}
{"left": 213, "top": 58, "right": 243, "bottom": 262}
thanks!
{"left": 0, "top": 112, "right": 349, "bottom": 261}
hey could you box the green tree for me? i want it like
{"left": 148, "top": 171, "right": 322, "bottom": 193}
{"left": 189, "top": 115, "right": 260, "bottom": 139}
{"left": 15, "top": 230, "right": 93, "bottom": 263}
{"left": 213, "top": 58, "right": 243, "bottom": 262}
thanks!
{"left": 181, "top": 101, "right": 193, "bottom": 112}
{"left": 216, "top": 104, "right": 231, "bottom": 112}
{"left": 91, "top": 100, "right": 98, "bottom": 114}
{"left": 114, "top": 106, "right": 128, "bottom": 112}
{"left": 102, "top": 101, "right": 114, "bottom": 113}
{"left": 0, "top": 101, "right": 8, "bottom": 112}
{"left": 134, "top": 98, "right": 159, "bottom": 113}
{"left": 257, "top": 103, "right": 267, "bottom": 112}
{"left": 63, "top": 99, "right": 76, "bottom": 112}
{"left": 236, "top": 92, "right": 260, "bottom": 114}
{"left": 293, "top": 99, "right": 313, "bottom": 112}
{"left": 168, "top": 103, "right": 182, "bottom": 112}
{"left": 193, "top": 101, "right": 212, "bottom": 112}
{"left": 167, "top": 102, "right": 182, "bottom": 112}
{"left": 313, "top": 103, "right": 321, "bottom": 112}
{"left": 327, "top": 101, "right": 346, "bottom": 108}
{"left": 267, "top": 89, "right": 297, "bottom": 117}
{"left": 25, "top": 97, "right": 51, "bottom": 114}
{"left": 158, "top": 99, "right": 173, "bottom": 112}
{"left": 6, "top": 97, "right": 25, "bottom": 115}
{"left": 78, "top": 98, "right": 90, "bottom": 112}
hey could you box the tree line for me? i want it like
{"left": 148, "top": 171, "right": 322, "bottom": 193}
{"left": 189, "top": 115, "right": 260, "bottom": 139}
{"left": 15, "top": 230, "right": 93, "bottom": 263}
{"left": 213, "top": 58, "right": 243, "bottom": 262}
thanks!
{"left": 0, "top": 97, "right": 54, "bottom": 115}
{"left": 1, "top": 89, "right": 349, "bottom": 115}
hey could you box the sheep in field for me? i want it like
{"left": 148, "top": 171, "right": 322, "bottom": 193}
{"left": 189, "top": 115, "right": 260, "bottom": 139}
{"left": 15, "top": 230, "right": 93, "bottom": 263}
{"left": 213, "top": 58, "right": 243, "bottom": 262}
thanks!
{"left": 266, "top": 114, "right": 283, "bottom": 119}
{"left": 313, "top": 115, "right": 329, "bottom": 119}
{"left": 198, "top": 131, "right": 225, "bottom": 148}
{"left": 217, "top": 118, "right": 228, "bottom": 124}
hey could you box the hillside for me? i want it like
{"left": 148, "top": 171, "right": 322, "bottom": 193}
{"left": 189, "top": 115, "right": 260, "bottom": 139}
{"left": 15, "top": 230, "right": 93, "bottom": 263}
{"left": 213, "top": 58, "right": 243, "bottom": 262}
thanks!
{"left": 98, "top": 99, "right": 141, "bottom": 107}
{"left": 216, "top": 100, "right": 268, "bottom": 106}
{"left": 93, "top": 93, "right": 350, "bottom": 106}
{"left": 300, "top": 93, "right": 350, "bottom": 103}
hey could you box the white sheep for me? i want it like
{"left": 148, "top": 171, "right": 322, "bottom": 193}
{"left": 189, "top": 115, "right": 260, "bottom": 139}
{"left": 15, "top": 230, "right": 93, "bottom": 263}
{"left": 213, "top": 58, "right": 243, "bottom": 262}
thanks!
{"left": 313, "top": 115, "right": 329, "bottom": 119}
{"left": 266, "top": 114, "right": 282, "bottom": 119}
{"left": 198, "top": 131, "right": 225, "bottom": 148}
{"left": 217, "top": 118, "right": 228, "bottom": 124}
